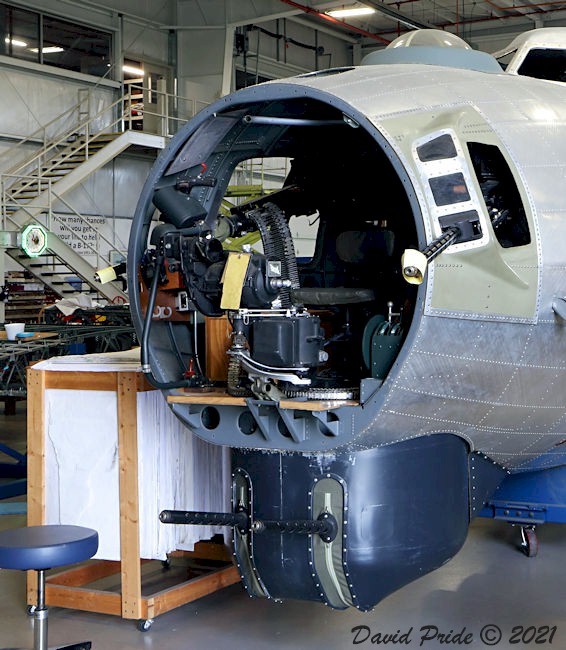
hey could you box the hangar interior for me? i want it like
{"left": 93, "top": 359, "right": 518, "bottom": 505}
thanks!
{"left": 1, "top": 1, "right": 566, "bottom": 648}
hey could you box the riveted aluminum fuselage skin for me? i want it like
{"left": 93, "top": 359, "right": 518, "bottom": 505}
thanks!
{"left": 129, "top": 62, "right": 566, "bottom": 471}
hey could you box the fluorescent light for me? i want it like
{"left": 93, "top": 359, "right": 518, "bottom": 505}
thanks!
{"left": 30, "top": 46, "right": 64, "bottom": 53}
{"left": 327, "top": 6, "right": 376, "bottom": 18}
{"left": 4, "top": 37, "right": 27, "bottom": 47}
{"left": 122, "top": 64, "right": 144, "bottom": 76}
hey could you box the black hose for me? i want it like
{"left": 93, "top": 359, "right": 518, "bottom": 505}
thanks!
{"left": 141, "top": 253, "right": 190, "bottom": 390}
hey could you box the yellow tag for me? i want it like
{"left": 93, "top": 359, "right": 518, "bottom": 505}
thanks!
{"left": 220, "top": 252, "right": 251, "bottom": 310}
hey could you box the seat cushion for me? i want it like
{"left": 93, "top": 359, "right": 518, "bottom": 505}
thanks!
{"left": 0, "top": 525, "right": 98, "bottom": 570}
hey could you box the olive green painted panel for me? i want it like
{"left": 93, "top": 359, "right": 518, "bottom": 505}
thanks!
{"left": 377, "top": 105, "right": 539, "bottom": 320}
{"left": 430, "top": 243, "right": 538, "bottom": 318}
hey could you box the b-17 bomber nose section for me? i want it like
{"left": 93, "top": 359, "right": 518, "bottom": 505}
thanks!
{"left": 128, "top": 77, "right": 425, "bottom": 452}
{"left": 129, "top": 49, "right": 566, "bottom": 610}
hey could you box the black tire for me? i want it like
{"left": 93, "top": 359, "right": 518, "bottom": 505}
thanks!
{"left": 521, "top": 526, "right": 539, "bottom": 558}
{"left": 137, "top": 618, "right": 154, "bottom": 632}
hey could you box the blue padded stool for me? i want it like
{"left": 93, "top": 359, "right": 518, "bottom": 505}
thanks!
{"left": 0, "top": 525, "right": 98, "bottom": 650}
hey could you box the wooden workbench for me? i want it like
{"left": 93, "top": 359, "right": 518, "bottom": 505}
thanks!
{"left": 26, "top": 365, "right": 240, "bottom": 624}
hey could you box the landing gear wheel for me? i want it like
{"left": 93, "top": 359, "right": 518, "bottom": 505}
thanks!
{"left": 161, "top": 558, "right": 171, "bottom": 570}
{"left": 137, "top": 618, "right": 154, "bottom": 632}
{"left": 520, "top": 526, "right": 538, "bottom": 557}
{"left": 26, "top": 604, "right": 36, "bottom": 616}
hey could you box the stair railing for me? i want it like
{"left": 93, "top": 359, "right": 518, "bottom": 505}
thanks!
{"left": 3, "top": 96, "right": 128, "bottom": 185}
{"left": 49, "top": 191, "right": 127, "bottom": 270}
{"left": 0, "top": 91, "right": 92, "bottom": 175}
{"left": 0, "top": 174, "right": 53, "bottom": 229}
{"left": 1, "top": 173, "right": 124, "bottom": 276}
{"left": 45, "top": 214, "right": 108, "bottom": 274}
{"left": 1, "top": 83, "right": 206, "bottom": 188}
{"left": 122, "top": 83, "right": 207, "bottom": 137}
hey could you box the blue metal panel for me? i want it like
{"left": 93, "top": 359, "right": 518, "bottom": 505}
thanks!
{"left": 0, "top": 500, "right": 26, "bottom": 516}
{"left": 0, "top": 479, "right": 26, "bottom": 501}
{"left": 0, "top": 443, "right": 26, "bottom": 500}
{"left": 480, "top": 465, "right": 566, "bottom": 525}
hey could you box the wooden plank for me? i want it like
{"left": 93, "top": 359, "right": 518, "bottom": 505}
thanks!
{"left": 26, "top": 368, "right": 46, "bottom": 604}
{"left": 205, "top": 316, "right": 232, "bottom": 381}
{"left": 47, "top": 561, "right": 120, "bottom": 587}
{"left": 27, "top": 369, "right": 46, "bottom": 525}
{"left": 168, "top": 392, "right": 358, "bottom": 411}
{"left": 136, "top": 374, "right": 155, "bottom": 392}
{"left": 44, "top": 371, "right": 118, "bottom": 391}
{"left": 45, "top": 584, "right": 122, "bottom": 617}
{"left": 141, "top": 597, "right": 153, "bottom": 621}
{"left": 167, "top": 391, "right": 246, "bottom": 407}
{"left": 116, "top": 372, "right": 142, "bottom": 620}
{"left": 150, "top": 565, "right": 240, "bottom": 618}
{"left": 278, "top": 399, "right": 359, "bottom": 412}
{"left": 43, "top": 370, "right": 152, "bottom": 393}
{"left": 169, "top": 542, "right": 233, "bottom": 563}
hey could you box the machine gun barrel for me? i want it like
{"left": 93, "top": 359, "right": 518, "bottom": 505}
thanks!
{"left": 159, "top": 509, "right": 338, "bottom": 542}
{"left": 159, "top": 509, "right": 249, "bottom": 529}
{"left": 421, "top": 226, "right": 460, "bottom": 262}
{"left": 402, "top": 226, "right": 461, "bottom": 284}
{"left": 251, "top": 512, "right": 337, "bottom": 542}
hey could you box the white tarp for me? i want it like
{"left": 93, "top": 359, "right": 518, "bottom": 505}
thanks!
{"left": 39, "top": 352, "right": 231, "bottom": 560}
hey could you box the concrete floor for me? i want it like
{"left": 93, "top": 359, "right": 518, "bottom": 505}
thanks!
{"left": 1, "top": 403, "right": 566, "bottom": 650}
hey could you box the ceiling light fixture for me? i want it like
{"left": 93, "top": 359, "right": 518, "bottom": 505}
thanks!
{"left": 122, "top": 64, "right": 144, "bottom": 76}
{"left": 4, "top": 37, "right": 27, "bottom": 47}
{"left": 327, "top": 6, "right": 376, "bottom": 18}
{"left": 30, "top": 46, "right": 64, "bottom": 54}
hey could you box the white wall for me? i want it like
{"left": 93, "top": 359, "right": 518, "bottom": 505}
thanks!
{"left": 121, "top": 16, "right": 172, "bottom": 65}
{"left": 244, "top": 19, "right": 352, "bottom": 75}
{"left": 0, "top": 1, "right": 178, "bottom": 273}
{"left": 176, "top": 1, "right": 353, "bottom": 102}
{"left": 0, "top": 66, "right": 116, "bottom": 148}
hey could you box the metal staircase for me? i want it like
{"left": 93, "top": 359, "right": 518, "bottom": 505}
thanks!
{"left": 4, "top": 133, "right": 121, "bottom": 209}
{"left": 0, "top": 87, "right": 174, "bottom": 306}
